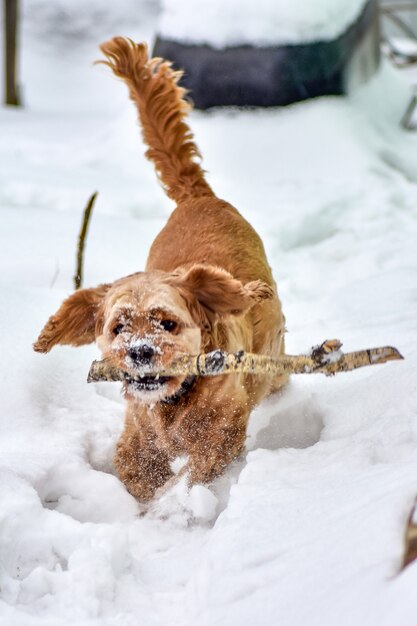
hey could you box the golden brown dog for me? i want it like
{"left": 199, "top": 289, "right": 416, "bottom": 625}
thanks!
{"left": 34, "top": 38, "right": 286, "bottom": 502}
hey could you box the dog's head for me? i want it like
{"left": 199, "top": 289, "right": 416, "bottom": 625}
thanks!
{"left": 34, "top": 264, "right": 273, "bottom": 403}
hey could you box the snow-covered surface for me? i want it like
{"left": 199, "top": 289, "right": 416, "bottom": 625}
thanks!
{"left": 158, "top": 0, "right": 369, "bottom": 48}
{"left": 1, "top": 2, "right": 417, "bottom": 625}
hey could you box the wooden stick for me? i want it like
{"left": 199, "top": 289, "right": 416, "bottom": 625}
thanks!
{"left": 380, "top": 3, "right": 417, "bottom": 15}
{"left": 4, "top": 0, "right": 21, "bottom": 106}
{"left": 87, "top": 339, "right": 403, "bottom": 384}
{"left": 401, "top": 497, "right": 417, "bottom": 571}
{"left": 74, "top": 191, "right": 98, "bottom": 290}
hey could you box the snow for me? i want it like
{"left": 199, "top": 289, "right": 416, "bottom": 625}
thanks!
{"left": 1, "top": 1, "right": 417, "bottom": 625}
{"left": 158, "top": 0, "right": 369, "bottom": 48}
{"left": 388, "top": 37, "right": 417, "bottom": 58}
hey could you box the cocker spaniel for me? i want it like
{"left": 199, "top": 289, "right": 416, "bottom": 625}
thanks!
{"left": 34, "top": 38, "right": 286, "bottom": 501}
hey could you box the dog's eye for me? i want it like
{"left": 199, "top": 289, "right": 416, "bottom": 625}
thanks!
{"left": 113, "top": 324, "right": 125, "bottom": 336}
{"left": 160, "top": 320, "right": 177, "bottom": 332}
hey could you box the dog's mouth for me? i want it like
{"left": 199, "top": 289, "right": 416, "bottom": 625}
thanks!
{"left": 124, "top": 373, "right": 172, "bottom": 392}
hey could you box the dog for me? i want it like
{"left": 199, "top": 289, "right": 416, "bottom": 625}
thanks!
{"left": 34, "top": 38, "right": 287, "bottom": 502}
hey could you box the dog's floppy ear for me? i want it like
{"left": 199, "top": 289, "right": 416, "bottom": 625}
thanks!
{"left": 171, "top": 264, "right": 274, "bottom": 329}
{"left": 33, "top": 284, "right": 111, "bottom": 353}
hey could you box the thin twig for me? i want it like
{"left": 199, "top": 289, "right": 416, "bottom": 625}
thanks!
{"left": 380, "top": 3, "right": 417, "bottom": 14}
{"left": 87, "top": 340, "right": 403, "bottom": 384}
{"left": 74, "top": 191, "right": 98, "bottom": 290}
{"left": 381, "top": 8, "right": 417, "bottom": 41}
{"left": 401, "top": 497, "right": 417, "bottom": 571}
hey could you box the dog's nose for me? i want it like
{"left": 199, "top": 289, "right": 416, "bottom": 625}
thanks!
{"left": 128, "top": 344, "right": 155, "bottom": 365}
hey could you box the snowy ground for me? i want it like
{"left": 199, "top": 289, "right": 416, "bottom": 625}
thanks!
{"left": 159, "top": 0, "right": 368, "bottom": 48}
{"left": 1, "top": 2, "right": 417, "bottom": 625}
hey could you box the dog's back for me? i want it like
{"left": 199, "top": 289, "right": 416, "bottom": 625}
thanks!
{"left": 100, "top": 38, "right": 274, "bottom": 285}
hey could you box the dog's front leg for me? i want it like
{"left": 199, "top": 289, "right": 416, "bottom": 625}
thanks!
{"left": 114, "top": 428, "right": 173, "bottom": 502}
{"left": 184, "top": 404, "right": 249, "bottom": 486}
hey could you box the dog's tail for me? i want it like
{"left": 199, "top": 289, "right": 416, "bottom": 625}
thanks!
{"left": 99, "top": 37, "right": 214, "bottom": 204}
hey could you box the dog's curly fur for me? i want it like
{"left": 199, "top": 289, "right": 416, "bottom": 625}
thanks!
{"left": 34, "top": 38, "right": 286, "bottom": 501}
